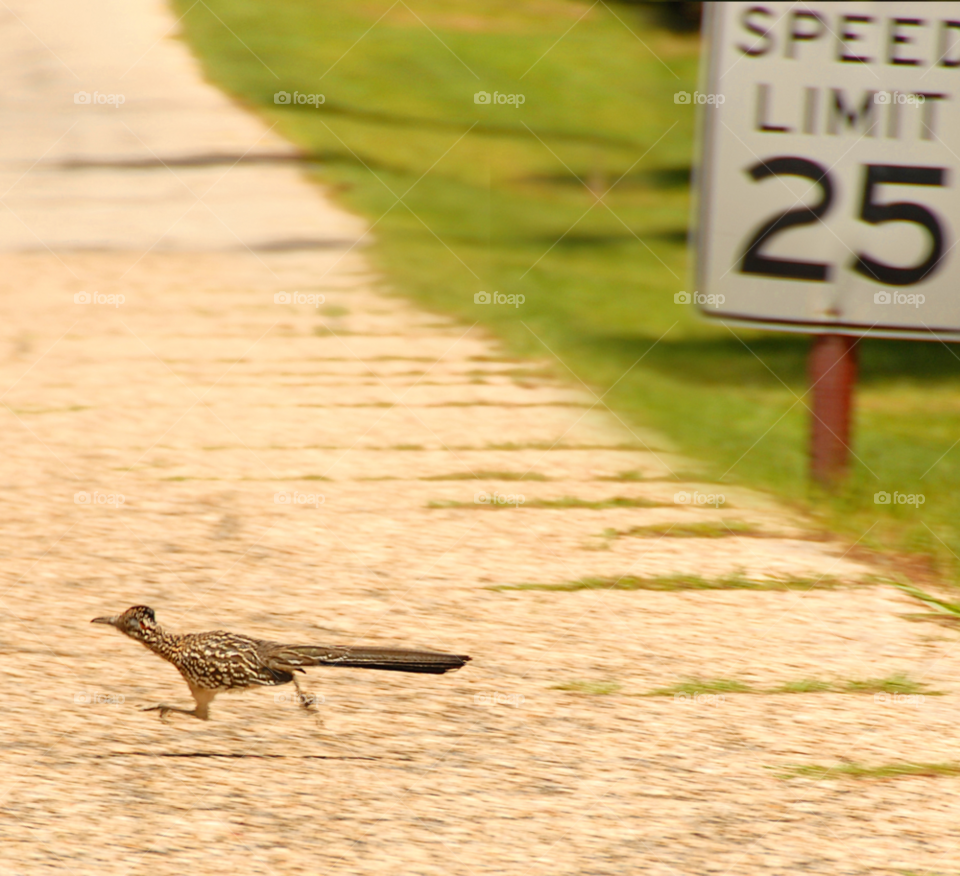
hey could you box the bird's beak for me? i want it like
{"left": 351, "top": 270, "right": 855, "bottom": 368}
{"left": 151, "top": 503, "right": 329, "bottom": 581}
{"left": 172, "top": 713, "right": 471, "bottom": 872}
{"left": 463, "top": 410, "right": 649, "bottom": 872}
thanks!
{"left": 91, "top": 615, "right": 118, "bottom": 626}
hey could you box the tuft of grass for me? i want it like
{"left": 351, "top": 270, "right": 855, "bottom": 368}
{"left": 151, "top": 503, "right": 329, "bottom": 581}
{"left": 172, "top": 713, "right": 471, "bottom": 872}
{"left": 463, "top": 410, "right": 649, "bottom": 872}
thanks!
{"left": 420, "top": 470, "right": 549, "bottom": 481}
{"left": 896, "top": 872, "right": 959, "bottom": 876}
{"left": 9, "top": 405, "right": 91, "bottom": 415}
{"left": 492, "top": 574, "right": 848, "bottom": 592}
{"left": 596, "top": 470, "right": 645, "bottom": 482}
{"left": 642, "top": 678, "right": 751, "bottom": 696}
{"left": 895, "top": 871, "right": 960, "bottom": 876}
{"left": 526, "top": 496, "right": 663, "bottom": 509}
{"left": 777, "top": 762, "right": 960, "bottom": 780}
{"left": 551, "top": 680, "right": 622, "bottom": 695}
{"left": 429, "top": 495, "right": 664, "bottom": 510}
{"left": 613, "top": 521, "right": 762, "bottom": 539}
{"left": 891, "top": 579, "right": 960, "bottom": 618}
{"left": 841, "top": 673, "right": 941, "bottom": 695}
{"left": 771, "top": 679, "right": 833, "bottom": 693}
{"left": 641, "top": 675, "right": 942, "bottom": 695}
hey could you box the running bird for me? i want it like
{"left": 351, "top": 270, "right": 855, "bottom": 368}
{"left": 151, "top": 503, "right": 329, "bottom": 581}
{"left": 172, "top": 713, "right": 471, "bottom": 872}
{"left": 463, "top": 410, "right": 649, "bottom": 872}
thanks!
{"left": 92, "top": 605, "right": 470, "bottom": 721}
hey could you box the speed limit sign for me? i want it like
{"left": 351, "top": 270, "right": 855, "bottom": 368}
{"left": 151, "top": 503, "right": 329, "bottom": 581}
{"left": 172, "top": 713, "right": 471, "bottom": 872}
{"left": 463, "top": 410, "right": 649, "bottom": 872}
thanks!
{"left": 695, "top": 2, "right": 960, "bottom": 339}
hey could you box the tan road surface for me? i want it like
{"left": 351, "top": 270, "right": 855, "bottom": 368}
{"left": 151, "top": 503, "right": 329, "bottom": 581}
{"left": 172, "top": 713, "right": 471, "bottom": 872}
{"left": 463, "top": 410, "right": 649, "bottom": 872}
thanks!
{"left": 1, "top": 2, "right": 958, "bottom": 874}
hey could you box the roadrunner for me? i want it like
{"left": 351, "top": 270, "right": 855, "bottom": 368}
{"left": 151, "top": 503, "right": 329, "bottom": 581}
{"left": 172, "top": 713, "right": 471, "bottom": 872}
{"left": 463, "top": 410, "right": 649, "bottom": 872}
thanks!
{"left": 92, "top": 605, "right": 470, "bottom": 721}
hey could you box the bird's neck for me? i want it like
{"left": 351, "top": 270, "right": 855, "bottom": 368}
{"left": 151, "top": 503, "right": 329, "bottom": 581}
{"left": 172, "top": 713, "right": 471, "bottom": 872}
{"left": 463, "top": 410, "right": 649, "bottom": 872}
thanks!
{"left": 132, "top": 624, "right": 182, "bottom": 658}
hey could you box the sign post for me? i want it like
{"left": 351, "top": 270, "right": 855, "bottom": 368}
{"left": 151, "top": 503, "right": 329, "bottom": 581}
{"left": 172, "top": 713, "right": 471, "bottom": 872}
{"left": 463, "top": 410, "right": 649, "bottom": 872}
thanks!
{"left": 808, "top": 334, "right": 857, "bottom": 484}
{"left": 693, "top": 1, "right": 960, "bottom": 484}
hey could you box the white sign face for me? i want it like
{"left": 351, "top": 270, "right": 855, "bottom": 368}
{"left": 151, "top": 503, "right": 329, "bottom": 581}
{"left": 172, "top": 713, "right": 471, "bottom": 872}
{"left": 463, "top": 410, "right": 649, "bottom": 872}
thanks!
{"left": 696, "top": 2, "right": 960, "bottom": 338}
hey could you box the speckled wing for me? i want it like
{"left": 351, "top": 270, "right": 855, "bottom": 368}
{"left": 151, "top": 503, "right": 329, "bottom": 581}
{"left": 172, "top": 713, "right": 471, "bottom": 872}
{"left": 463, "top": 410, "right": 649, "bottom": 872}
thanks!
{"left": 172, "top": 632, "right": 295, "bottom": 689}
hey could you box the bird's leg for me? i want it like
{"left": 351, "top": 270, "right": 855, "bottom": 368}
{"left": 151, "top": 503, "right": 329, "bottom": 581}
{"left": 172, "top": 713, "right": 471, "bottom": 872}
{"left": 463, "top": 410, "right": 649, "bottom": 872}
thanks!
{"left": 142, "top": 686, "right": 215, "bottom": 722}
{"left": 141, "top": 704, "right": 203, "bottom": 722}
{"left": 292, "top": 676, "right": 319, "bottom": 712}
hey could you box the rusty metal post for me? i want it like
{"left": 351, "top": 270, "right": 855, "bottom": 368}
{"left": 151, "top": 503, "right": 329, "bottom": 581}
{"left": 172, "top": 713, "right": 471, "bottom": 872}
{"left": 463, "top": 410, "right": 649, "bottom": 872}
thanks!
{"left": 808, "top": 334, "right": 857, "bottom": 485}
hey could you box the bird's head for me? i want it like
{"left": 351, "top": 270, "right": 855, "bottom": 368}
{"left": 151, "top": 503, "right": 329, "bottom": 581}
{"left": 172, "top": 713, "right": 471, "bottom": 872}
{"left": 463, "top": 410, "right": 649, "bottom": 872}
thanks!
{"left": 91, "top": 605, "right": 160, "bottom": 641}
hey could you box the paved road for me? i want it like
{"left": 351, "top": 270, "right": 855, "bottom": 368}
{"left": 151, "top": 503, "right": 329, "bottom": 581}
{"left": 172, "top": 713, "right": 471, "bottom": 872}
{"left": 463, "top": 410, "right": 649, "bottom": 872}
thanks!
{"left": 0, "top": 2, "right": 957, "bottom": 874}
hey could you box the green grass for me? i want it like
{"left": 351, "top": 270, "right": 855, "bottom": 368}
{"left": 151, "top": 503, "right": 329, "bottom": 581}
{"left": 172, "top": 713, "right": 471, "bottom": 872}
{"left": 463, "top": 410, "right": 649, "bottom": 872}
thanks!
{"left": 174, "top": 0, "right": 960, "bottom": 585}
{"left": 891, "top": 579, "right": 960, "bottom": 617}
{"left": 896, "top": 872, "right": 960, "bottom": 876}
{"left": 771, "top": 679, "right": 834, "bottom": 694}
{"left": 551, "top": 680, "right": 622, "bottom": 695}
{"left": 642, "top": 678, "right": 751, "bottom": 696}
{"left": 777, "top": 762, "right": 960, "bottom": 780}
{"left": 492, "top": 574, "right": 849, "bottom": 591}
{"left": 840, "top": 673, "right": 938, "bottom": 695}
{"left": 642, "top": 675, "right": 942, "bottom": 696}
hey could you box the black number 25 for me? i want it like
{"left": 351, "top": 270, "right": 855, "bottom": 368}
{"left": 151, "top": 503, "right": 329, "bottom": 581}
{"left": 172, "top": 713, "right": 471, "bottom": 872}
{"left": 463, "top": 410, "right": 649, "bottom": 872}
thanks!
{"left": 739, "top": 158, "right": 947, "bottom": 286}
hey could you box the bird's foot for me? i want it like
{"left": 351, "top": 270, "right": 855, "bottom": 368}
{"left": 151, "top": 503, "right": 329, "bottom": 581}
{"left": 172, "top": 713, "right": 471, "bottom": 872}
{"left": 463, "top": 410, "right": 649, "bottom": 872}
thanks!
{"left": 292, "top": 678, "right": 320, "bottom": 712}
{"left": 141, "top": 704, "right": 197, "bottom": 722}
{"left": 299, "top": 694, "right": 321, "bottom": 712}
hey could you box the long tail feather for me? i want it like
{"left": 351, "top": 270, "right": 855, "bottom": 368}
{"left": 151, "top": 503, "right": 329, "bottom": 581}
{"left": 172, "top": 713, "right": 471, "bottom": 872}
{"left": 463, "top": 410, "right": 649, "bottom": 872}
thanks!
{"left": 268, "top": 645, "right": 470, "bottom": 674}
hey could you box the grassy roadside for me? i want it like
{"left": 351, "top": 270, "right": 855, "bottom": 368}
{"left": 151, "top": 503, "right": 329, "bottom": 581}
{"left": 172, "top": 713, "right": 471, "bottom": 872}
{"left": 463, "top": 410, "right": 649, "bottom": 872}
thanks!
{"left": 172, "top": 0, "right": 960, "bottom": 584}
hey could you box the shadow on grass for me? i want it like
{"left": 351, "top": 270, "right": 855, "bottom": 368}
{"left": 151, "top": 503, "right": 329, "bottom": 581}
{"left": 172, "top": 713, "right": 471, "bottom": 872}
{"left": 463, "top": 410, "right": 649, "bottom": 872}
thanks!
{"left": 602, "top": 336, "right": 960, "bottom": 391}
{"left": 522, "top": 166, "right": 691, "bottom": 189}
